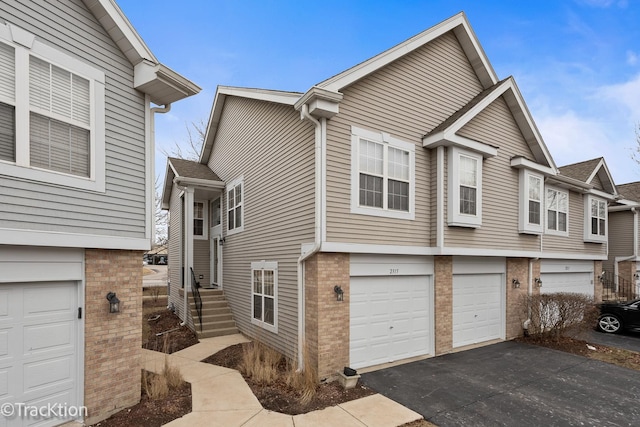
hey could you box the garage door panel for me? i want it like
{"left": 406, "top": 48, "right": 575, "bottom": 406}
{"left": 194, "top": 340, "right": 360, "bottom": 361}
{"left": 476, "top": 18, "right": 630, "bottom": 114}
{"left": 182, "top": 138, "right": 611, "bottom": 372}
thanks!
{"left": 350, "top": 275, "right": 432, "bottom": 369}
{"left": 453, "top": 273, "right": 503, "bottom": 348}
{"left": 24, "top": 322, "right": 74, "bottom": 354}
{"left": 24, "top": 355, "right": 73, "bottom": 391}
{"left": 540, "top": 272, "right": 593, "bottom": 295}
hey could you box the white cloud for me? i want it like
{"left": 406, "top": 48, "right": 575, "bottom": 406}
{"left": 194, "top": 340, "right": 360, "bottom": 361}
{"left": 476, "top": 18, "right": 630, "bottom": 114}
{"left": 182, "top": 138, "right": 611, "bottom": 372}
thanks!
{"left": 595, "top": 73, "right": 640, "bottom": 123}
{"left": 627, "top": 51, "right": 638, "bottom": 66}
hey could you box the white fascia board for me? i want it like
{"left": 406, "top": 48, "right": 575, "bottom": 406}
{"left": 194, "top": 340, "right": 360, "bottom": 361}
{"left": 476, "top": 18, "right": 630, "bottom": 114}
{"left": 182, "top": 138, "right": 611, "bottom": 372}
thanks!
{"left": 423, "top": 133, "right": 498, "bottom": 158}
{"left": 585, "top": 158, "right": 605, "bottom": 185}
{"left": 319, "top": 242, "right": 607, "bottom": 260}
{"left": 587, "top": 159, "right": 618, "bottom": 195}
{"left": 609, "top": 201, "right": 640, "bottom": 211}
{"left": 174, "top": 176, "right": 226, "bottom": 190}
{"left": 0, "top": 228, "right": 151, "bottom": 251}
{"left": 199, "top": 91, "right": 226, "bottom": 164}
{"left": 160, "top": 161, "right": 176, "bottom": 210}
{"left": 510, "top": 157, "right": 555, "bottom": 176}
{"left": 547, "top": 174, "right": 592, "bottom": 192}
{"left": 586, "top": 188, "right": 618, "bottom": 201}
{"left": 84, "top": 0, "right": 157, "bottom": 64}
{"left": 449, "top": 79, "right": 512, "bottom": 135}
{"left": 217, "top": 86, "right": 301, "bottom": 106}
{"left": 318, "top": 12, "right": 497, "bottom": 92}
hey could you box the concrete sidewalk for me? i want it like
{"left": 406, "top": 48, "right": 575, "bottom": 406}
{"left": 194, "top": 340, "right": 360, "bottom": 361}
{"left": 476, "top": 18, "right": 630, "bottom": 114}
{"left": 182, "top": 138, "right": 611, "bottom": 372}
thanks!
{"left": 141, "top": 334, "right": 422, "bottom": 427}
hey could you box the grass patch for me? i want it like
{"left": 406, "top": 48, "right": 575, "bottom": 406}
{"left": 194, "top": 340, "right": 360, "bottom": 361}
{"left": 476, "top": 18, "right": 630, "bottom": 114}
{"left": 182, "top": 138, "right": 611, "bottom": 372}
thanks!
{"left": 587, "top": 345, "right": 640, "bottom": 370}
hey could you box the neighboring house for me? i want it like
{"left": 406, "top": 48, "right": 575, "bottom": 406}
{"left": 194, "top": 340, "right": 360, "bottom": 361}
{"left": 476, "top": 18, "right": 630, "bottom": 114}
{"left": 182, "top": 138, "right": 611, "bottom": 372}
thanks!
{"left": 0, "top": 1, "right": 199, "bottom": 426}
{"left": 607, "top": 180, "right": 640, "bottom": 296}
{"left": 163, "top": 12, "right": 615, "bottom": 381}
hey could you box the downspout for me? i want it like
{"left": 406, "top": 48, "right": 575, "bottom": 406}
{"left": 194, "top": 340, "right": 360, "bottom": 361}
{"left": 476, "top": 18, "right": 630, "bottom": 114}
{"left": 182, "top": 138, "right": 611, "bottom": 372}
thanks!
{"left": 297, "top": 104, "right": 323, "bottom": 369}
{"left": 149, "top": 104, "right": 171, "bottom": 245}
{"left": 436, "top": 146, "right": 444, "bottom": 250}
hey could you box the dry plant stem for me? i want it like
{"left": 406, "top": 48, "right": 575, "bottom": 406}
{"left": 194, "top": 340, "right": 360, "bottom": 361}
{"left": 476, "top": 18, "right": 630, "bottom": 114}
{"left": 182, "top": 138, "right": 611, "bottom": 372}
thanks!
{"left": 520, "top": 292, "right": 598, "bottom": 340}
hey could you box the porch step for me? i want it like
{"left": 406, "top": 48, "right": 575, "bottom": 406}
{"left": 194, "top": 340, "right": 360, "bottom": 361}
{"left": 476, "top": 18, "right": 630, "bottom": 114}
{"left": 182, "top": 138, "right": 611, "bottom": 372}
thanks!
{"left": 187, "top": 289, "right": 239, "bottom": 338}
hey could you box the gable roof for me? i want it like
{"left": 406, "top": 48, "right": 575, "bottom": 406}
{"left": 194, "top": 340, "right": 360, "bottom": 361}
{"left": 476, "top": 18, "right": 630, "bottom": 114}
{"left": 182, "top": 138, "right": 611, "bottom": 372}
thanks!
{"left": 317, "top": 12, "right": 497, "bottom": 92}
{"left": 198, "top": 86, "right": 302, "bottom": 163}
{"left": 617, "top": 182, "right": 640, "bottom": 203}
{"left": 83, "top": 0, "right": 200, "bottom": 105}
{"left": 559, "top": 158, "right": 617, "bottom": 194}
{"left": 423, "top": 77, "right": 556, "bottom": 169}
{"left": 161, "top": 157, "right": 224, "bottom": 209}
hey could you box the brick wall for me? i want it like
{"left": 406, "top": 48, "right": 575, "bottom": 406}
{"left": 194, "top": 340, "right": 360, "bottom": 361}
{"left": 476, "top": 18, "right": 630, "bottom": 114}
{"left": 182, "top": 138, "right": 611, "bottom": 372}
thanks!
{"left": 506, "top": 258, "right": 528, "bottom": 339}
{"left": 594, "top": 260, "right": 604, "bottom": 303}
{"left": 304, "top": 252, "right": 350, "bottom": 381}
{"left": 84, "top": 249, "right": 142, "bottom": 425}
{"left": 434, "top": 256, "right": 452, "bottom": 354}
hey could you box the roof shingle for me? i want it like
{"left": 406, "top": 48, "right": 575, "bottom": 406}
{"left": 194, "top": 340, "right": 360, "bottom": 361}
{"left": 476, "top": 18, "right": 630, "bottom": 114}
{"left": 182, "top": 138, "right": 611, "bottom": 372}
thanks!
{"left": 168, "top": 157, "right": 222, "bottom": 182}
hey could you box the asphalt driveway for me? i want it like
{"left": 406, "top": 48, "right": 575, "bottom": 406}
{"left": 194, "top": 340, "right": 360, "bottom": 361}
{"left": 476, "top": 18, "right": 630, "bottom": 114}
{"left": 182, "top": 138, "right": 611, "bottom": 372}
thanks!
{"left": 582, "top": 329, "right": 640, "bottom": 353}
{"left": 361, "top": 341, "right": 640, "bottom": 426}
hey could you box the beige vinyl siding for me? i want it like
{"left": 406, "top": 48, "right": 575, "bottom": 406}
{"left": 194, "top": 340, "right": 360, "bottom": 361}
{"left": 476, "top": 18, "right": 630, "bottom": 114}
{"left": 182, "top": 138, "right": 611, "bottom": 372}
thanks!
{"left": 543, "top": 192, "right": 606, "bottom": 257}
{"left": 445, "top": 96, "right": 539, "bottom": 251}
{"left": 605, "top": 210, "right": 634, "bottom": 273}
{"left": 207, "top": 96, "right": 315, "bottom": 359}
{"left": 325, "top": 32, "right": 483, "bottom": 245}
{"left": 591, "top": 174, "right": 605, "bottom": 191}
{"left": 193, "top": 239, "right": 210, "bottom": 287}
{"left": 0, "top": 0, "right": 147, "bottom": 239}
{"left": 167, "top": 186, "right": 191, "bottom": 324}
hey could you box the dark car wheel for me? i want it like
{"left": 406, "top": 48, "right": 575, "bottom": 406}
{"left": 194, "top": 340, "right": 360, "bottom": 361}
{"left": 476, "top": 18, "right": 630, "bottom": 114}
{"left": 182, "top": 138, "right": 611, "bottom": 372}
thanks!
{"left": 598, "top": 314, "right": 622, "bottom": 334}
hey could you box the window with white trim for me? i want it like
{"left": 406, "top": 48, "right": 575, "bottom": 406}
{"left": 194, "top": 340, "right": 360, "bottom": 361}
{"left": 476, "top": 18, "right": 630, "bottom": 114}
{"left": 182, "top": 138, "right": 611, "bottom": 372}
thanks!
{"left": 251, "top": 261, "right": 277, "bottom": 333}
{"left": 518, "top": 169, "right": 543, "bottom": 234}
{"left": 350, "top": 126, "right": 415, "bottom": 220}
{"left": 448, "top": 147, "right": 482, "bottom": 227}
{"left": 226, "top": 177, "right": 244, "bottom": 235}
{"left": 546, "top": 187, "right": 568, "bottom": 235}
{"left": 584, "top": 196, "right": 607, "bottom": 243}
{"left": 193, "top": 201, "right": 207, "bottom": 239}
{"left": 0, "top": 23, "right": 105, "bottom": 191}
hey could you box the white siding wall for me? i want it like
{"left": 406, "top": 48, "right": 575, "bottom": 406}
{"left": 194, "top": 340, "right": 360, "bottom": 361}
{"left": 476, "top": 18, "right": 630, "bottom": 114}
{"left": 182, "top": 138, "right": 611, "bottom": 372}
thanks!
{"left": 0, "top": 0, "right": 147, "bottom": 239}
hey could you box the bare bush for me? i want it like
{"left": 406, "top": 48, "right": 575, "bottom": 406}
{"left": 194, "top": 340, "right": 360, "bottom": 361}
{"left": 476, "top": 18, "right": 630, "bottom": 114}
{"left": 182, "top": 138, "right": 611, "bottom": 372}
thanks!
{"left": 284, "top": 346, "right": 318, "bottom": 405}
{"left": 239, "top": 341, "right": 281, "bottom": 385}
{"left": 142, "top": 370, "right": 169, "bottom": 400}
{"left": 521, "top": 292, "right": 598, "bottom": 341}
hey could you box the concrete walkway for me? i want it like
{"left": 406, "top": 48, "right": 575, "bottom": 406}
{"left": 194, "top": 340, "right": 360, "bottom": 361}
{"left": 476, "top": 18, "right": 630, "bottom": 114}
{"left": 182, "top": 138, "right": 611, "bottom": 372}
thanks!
{"left": 141, "top": 334, "right": 422, "bottom": 427}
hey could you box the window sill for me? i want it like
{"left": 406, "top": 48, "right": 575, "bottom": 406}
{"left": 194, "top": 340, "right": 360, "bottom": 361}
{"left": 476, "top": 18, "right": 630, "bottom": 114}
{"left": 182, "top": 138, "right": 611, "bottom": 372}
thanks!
{"left": 226, "top": 226, "right": 244, "bottom": 237}
{"left": 448, "top": 219, "right": 481, "bottom": 229}
{"left": 584, "top": 236, "right": 606, "bottom": 244}
{"left": 251, "top": 318, "right": 277, "bottom": 334}
{"left": 545, "top": 229, "right": 569, "bottom": 237}
{"left": 0, "top": 161, "right": 105, "bottom": 192}
{"left": 351, "top": 205, "right": 414, "bottom": 221}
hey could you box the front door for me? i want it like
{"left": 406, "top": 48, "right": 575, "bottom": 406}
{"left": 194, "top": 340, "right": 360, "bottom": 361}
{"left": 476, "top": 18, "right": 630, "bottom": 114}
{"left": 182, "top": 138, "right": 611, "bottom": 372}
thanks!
{"left": 210, "top": 198, "right": 222, "bottom": 288}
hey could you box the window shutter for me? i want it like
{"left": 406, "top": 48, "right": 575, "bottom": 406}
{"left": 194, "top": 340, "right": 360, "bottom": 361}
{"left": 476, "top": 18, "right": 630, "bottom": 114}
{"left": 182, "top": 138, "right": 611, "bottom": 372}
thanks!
{"left": 0, "top": 43, "right": 15, "bottom": 162}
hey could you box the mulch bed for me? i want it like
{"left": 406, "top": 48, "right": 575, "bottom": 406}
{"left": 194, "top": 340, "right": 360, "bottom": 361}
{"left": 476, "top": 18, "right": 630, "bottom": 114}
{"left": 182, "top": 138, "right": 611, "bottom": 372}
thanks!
{"left": 202, "top": 343, "right": 376, "bottom": 415}
{"left": 142, "top": 304, "right": 199, "bottom": 353}
{"left": 88, "top": 372, "right": 191, "bottom": 427}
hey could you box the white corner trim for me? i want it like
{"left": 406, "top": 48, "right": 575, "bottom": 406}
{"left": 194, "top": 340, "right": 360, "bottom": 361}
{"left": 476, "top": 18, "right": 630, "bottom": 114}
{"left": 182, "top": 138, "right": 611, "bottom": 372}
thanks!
{"left": 0, "top": 227, "right": 151, "bottom": 250}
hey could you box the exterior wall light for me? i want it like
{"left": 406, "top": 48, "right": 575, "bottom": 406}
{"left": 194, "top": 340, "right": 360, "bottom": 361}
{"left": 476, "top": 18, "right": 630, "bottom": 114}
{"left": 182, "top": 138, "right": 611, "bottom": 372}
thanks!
{"left": 512, "top": 278, "right": 521, "bottom": 289}
{"left": 333, "top": 285, "right": 344, "bottom": 301}
{"left": 106, "top": 292, "right": 120, "bottom": 313}
{"left": 534, "top": 277, "right": 542, "bottom": 287}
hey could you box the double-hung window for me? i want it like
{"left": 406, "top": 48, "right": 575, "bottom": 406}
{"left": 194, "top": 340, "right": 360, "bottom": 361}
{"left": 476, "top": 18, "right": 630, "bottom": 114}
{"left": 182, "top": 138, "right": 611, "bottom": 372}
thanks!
{"left": 546, "top": 188, "right": 568, "bottom": 235}
{"left": 351, "top": 126, "right": 415, "bottom": 220}
{"left": 0, "top": 23, "right": 105, "bottom": 191}
{"left": 226, "top": 177, "right": 244, "bottom": 235}
{"left": 448, "top": 146, "right": 482, "bottom": 227}
{"left": 251, "top": 261, "right": 277, "bottom": 333}
{"left": 584, "top": 196, "right": 607, "bottom": 243}
{"left": 193, "top": 201, "right": 207, "bottom": 239}
{"left": 518, "top": 169, "right": 543, "bottom": 234}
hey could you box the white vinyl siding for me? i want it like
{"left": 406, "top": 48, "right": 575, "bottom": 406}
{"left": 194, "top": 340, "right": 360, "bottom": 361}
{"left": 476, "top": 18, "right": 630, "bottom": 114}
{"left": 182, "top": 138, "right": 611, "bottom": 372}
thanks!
{"left": 251, "top": 261, "right": 277, "bottom": 333}
{"left": 546, "top": 187, "right": 568, "bottom": 236}
{"left": 350, "top": 125, "right": 415, "bottom": 220}
{"left": 0, "top": 0, "right": 148, "bottom": 242}
{"left": 448, "top": 146, "right": 482, "bottom": 228}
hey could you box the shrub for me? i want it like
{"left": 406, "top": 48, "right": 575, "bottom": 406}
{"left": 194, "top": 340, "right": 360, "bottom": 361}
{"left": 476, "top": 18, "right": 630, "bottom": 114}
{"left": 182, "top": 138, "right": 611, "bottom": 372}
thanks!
{"left": 521, "top": 292, "right": 598, "bottom": 341}
{"left": 142, "top": 370, "right": 169, "bottom": 400}
{"left": 239, "top": 341, "right": 281, "bottom": 385}
{"left": 284, "top": 346, "right": 318, "bottom": 405}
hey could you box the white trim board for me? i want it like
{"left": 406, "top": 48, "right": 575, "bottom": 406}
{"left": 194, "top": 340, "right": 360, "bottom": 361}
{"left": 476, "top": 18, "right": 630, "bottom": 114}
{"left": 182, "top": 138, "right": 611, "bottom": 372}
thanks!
{"left": 0, "top": 227, "right": 151, "bottom": 250}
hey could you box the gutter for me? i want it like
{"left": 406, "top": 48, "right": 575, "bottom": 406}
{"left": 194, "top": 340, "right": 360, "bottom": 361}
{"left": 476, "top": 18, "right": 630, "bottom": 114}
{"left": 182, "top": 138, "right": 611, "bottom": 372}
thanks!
{"left": 296, "top": 104, "right": 324, "bottom": 369}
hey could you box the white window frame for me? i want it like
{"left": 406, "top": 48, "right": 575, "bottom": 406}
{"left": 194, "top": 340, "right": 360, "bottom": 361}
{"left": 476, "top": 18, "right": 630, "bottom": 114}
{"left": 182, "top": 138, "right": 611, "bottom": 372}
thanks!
{"left": 545, "top": 187, "right": 569, "bottom": 236}
{"left": 0, "top": 23, "right": 105, "bottom": 192}
{"left": 193, "top": 200, "right": 208, "bottom": 240}
{"left": 226, "top": 176, "right": 244, "bottom": 236}
{"left": 584, "top": 195, "right": 607, "bottom": 243}
{"left": 250, "top": 260, "right": 278, "bottom": 333}
{"left": 350, "top": 125, "right": 415, "bottom": 220}
{"left": 448, "top": 146, "right": 482, "bottom": 228}
{"left": 518, "top": 169, "right": 543, "bottom": 234}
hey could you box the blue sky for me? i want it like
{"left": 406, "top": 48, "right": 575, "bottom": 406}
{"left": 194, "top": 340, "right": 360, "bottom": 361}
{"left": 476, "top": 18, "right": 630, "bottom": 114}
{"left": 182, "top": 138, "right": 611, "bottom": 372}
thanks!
{"left": 118, "top": 0, "right": 640, "bottom": 185}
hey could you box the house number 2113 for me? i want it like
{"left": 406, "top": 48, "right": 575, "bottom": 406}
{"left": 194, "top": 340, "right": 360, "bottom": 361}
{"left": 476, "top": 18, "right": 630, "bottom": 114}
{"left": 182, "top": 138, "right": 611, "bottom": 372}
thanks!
{"left": 389, "top": 268, "right": 399, "bottom": 275}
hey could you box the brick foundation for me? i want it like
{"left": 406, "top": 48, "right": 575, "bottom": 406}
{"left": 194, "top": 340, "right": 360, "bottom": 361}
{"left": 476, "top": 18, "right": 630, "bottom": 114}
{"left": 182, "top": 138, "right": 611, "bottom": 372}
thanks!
{"left": 434, "top": 256, "right": 453, "bottom": 354}
{"left": 84, "top": 249, "right": 142, "bottom": 425}
{"left": 594, "top": 260, "right": 604, "bottom": 303}
{"left": 506, "top": 258, "right": 528, "bottom": 339}
{"left": 304, "top": 252, "right": 350, "bottom": 381}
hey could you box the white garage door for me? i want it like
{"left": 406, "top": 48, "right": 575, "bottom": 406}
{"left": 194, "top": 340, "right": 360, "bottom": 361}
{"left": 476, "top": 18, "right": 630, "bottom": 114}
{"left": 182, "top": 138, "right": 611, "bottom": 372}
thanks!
{"left": 541, "top": 260, "right": 594, "bottom": 296}
{"left": 540, "top": 273, "right": 593, "bottom": 295}
{"left": 0, "top": 282, "right": 79, "bottom": 427}
{"left": 453, "top": 273, "right": 503, "bottom": 348}
{"left": 350, "top": 275, "right": 432, "bottom": 369}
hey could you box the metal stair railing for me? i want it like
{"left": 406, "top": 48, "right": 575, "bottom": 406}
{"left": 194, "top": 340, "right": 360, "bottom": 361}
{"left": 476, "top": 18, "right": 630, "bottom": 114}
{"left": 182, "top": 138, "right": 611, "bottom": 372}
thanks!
{"left": 601, "top": 271, "right": 637, "bottom": 302}
{"left": 190, "top": 267, "right": 203, "bottom": 331}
